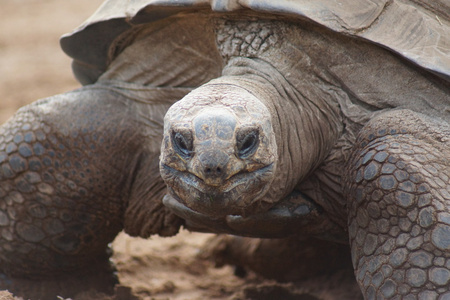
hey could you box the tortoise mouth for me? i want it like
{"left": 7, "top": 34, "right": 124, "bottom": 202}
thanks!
{"left": 160, "top": 163, "right": 274, "bottom": 217}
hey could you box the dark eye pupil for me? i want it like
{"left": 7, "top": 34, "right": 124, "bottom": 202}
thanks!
{"left": 238, "top": 130, "right": 259, "bottom": 158}
{"left": 175, "top": 134, "right": 187, "bottom": 150}
{"left": 172, "top": 131, "right": 192, "bottom": 157}
{"left": 241, "top": 136, "right": 255, "bottom": 151}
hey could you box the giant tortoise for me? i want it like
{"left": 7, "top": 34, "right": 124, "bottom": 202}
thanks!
{"left": 0, "top": 0, "right": 449, "bottom": 299}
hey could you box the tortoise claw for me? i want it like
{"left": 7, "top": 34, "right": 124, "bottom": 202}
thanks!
{"left": 225, "top": 191, "right": 323, "bottom": 238}
{"left": 163, "top": 191, "right": 346, "bottom": 240}
{"left": 162, "top": 194, "right": 231, "bottom": 234}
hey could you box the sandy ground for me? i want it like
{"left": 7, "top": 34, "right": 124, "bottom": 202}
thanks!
{"left": 0, "top": 2, "right": 362, "bottom": 299}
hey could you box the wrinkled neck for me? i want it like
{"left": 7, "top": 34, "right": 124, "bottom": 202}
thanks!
{"left": 217, "top": 57, "right": 343, "bottom": 201}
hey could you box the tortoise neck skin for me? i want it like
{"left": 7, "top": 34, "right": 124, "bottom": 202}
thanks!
{"left": 214, "top": 16, "right": 344, "bottom": 204}
{"left": 219, "top": 58, "right": 342, "bottom": 205}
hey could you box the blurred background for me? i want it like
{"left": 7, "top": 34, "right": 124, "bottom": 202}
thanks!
{"left": 0, "top": 0, "right": 103, "bottom": 123}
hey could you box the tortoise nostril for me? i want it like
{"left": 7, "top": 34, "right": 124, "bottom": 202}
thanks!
{"left": 198, "top": 150, "right": 229, "bottom": 181}
{"left": 204, "top": 166, "right": 222, "bottom": 175}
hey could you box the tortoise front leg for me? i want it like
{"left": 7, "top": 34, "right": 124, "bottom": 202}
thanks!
{"left": 0, "top": 86, "right": 182, "bottom": 298}
{"left": 344, "top": 109, "right": 450, "bottom": 299}
{"left": 165, "top": 190, "right": 347, "bottom": 241}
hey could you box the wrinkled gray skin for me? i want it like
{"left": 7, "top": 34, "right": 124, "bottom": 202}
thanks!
{"left": 1, "top": 8, "right": 450, "bottom": 300}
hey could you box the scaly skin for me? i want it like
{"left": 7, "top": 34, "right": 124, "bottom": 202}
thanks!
{"left": 345, "top": 110, "right": 450, "bottom": 299}
{"left": 0, "top": 86, "right": 182, "bottom": 298}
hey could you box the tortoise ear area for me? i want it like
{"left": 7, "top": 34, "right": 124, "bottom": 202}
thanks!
{"left": 236, "top": 127, "right": 260, "bottom": 159}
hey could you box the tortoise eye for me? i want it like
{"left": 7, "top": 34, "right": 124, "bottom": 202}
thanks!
{"left": 237, "top": 128, "right": 259, "bottom": 159}
{"left": 171, "top": 129, "right": 193, "bottom": 157}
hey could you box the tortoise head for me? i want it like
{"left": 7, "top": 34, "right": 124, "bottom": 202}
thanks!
{"left": 160, "top": 83, "right": 277, "bottom": 217}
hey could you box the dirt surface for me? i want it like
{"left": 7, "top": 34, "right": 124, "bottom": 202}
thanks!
{"left": 0, "top": 1, "right": 362, "bottom": 299}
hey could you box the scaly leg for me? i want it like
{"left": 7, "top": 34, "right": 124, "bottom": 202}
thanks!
{"left": 0, "top": 86, "right": 182, "bottom": 298}
{"left": 345, "top": 109, "right": 450, "bottom": 299}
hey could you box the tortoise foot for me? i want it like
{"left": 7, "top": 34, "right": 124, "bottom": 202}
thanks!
{"left": 165, "top": 191, "right": 346, "bottom": 241}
